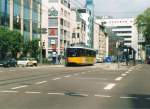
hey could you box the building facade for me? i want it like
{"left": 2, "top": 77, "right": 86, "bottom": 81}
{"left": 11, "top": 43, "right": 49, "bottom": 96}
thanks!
{"left": 97, "top": 18, "right": 139, "bottom": 59}
{"left": 45, "top": 0, "right": 71, "bottom": 58}
{"left": 77, "top": 8, "right": 93, "bottom": 48}
{"left": 94, "top": 22, "right": 108, "bottom": 61}
{"left": 0, "top": 0, "right": 41, "bottom": 41}
{"left": 85, "top": 0, "right": 94, "bottom": 48}
{"left": 70, "top": 9, "right": 86, "bottom": 45}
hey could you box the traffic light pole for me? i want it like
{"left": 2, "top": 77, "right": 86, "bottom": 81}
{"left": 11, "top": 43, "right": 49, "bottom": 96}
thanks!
{"left": 39, "top": 2, "right": 42, "bottom": 64}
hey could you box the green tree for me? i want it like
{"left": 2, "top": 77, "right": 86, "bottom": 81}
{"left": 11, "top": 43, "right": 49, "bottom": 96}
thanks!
{"left": 136, "top": 7, "right": 150, "bottom": 45}
{"left": 0, "top": 27, "right": 23, "bottom": 59}
{"left": 22, "top": 39, "right": 40, "bottom": 59}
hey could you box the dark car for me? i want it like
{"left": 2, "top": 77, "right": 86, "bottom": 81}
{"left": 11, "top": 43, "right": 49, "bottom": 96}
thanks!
{"left": 147, "top": 56, "right": 150, "bottom": 64}
{"left": 0, "top": 58, "right": 17, "bottom": 67}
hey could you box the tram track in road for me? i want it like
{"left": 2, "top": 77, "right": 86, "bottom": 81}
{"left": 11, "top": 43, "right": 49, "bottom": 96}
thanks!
{"left": 0, "top": 68, "right": 93, "bottom": 86}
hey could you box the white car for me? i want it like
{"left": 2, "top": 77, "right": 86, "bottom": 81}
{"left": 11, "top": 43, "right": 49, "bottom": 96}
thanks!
{"left": 17, "top": 57, "right": 38, "bottom": 67}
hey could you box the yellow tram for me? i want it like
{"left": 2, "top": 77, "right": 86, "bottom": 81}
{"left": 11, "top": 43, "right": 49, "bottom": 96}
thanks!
{"left": 65, "top": 46, "right": 96, "bottom": 66}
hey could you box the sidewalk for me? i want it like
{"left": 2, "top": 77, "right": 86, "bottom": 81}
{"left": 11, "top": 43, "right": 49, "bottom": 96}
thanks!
{"left": 38, "top": 63, "right": 65, "bottom": 68}
{"left": 94, "top": 63, "right": 131, "bottom": 70}
{"left": 38, "top": 62, "right": 132, "bottom": 70}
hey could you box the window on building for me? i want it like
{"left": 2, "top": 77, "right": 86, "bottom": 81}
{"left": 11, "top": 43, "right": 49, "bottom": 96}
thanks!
{"left": 61, "top": 0, "right": 64, "bottom": 4}
{"left": 116, "top": 26, "right": 132, "bottom": 28}
{"left": 124, "top": 40, "right": 132, "bottom": 43}
{"left": 77, "top": 33, "right": 80, "bottom": 38}
{"left": 49, "top": 0, "right": 58, "bottom": 2}
{"left": 60, "top": 18, "right": 63, "bottom": 26}
{"left": 64, "top": 10, "right": 67, "bottom": 17}
{"left": 48, "top": 18, "right": 58, "bottom": 27}
{"left": 48, "top": 37, "right": 57, "bottom": 48}
{"left": 48, "top": 28, "right": 58, "bottom": 36}
{"left": 68, "top": 3, "right": 70, "bottom": 9}
{"left": 0, "top": 0, "right": 10, "bottom": 27}
{"left": 72, "top": 33, "right": 76, "bottom": 38}
{"left": 61, "top": 8, "right": 63, "bottom": 16}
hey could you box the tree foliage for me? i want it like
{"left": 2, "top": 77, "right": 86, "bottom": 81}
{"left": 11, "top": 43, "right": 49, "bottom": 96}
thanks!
{"left": 22, "top": 39, "right": 40, "bottom": 59}
{"left": 136, "top": 8, "right": 150, "bottom": 45}
{"left": 0, "top": 27, "right": 23, "bottom": 59}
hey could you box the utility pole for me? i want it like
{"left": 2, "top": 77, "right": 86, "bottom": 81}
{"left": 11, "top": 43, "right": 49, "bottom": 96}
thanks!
{"left": 39, "top": 2, "right": 42, "bottom": 64}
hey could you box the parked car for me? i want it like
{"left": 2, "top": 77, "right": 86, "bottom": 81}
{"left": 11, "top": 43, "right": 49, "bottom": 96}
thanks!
{"left": 17, "top": 57, "right": 38, "bottom": 67}
{"left": 147, "top": 56, "right": 150, "bottom": 64}
{"left": 96, "top": 57, "right": 103, "bottom": 63}
{"left": 0, "top": 58, "right": 17, "bottom": 67}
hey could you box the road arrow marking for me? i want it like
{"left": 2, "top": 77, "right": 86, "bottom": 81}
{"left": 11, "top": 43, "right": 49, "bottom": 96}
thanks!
{"left": 121, "top": 73, "right": 127, "bottom": 76}
{"left": 104, "top": 83, "right": 116, "bottom": 90}
{"left": 115, "top": 77, "right": 123, "bottom": 81}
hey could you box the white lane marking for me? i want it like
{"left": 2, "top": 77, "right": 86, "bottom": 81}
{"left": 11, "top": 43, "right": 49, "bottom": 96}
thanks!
{"left": 76, "top": 77, "right": 106, "bottom": 80}
{"left": 35, "top": 81, "right": 47, "bottom": 85}
{"left": 95, "top": 94, "right": 112, "bottom": 98}
{"left": 120, "top": 96, "right": 137, "bottom": 99}
{"left": 125, "top": 71, "right": 130, "bottom": 74}
{"left": 25, "top": 91, "right": 41, "bottom": 94}
{"left": 115, "top": 77, "right": 123, "bottom": 81}
{"left": 52, "top": 77, "right": 61, "bottom": 80}
{"left": 48, "top": 93, "right": 65, "bottom": 95}
{"left": 121, "top": 73, "right": 127, "bottom": 76}
{"left": 64, "top": 75, "right": 71, "bottom": 78}
{"left": 129, "top": 69, "right": 133, "bottom": 72}
{"left": 104, "top": 83, "right": 116, "bottom": 90}
{"left": 11, "top": 85, "right": 28, "bottom": 90}
{"left": 0, "top": 90, "right": 18, "bottom": 93}
{"left": 145, "top": 98, "right": 150, "bottom": 100}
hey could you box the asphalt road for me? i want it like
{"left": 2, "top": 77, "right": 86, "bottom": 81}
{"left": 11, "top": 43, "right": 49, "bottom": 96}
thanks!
{"left": 0, "top": 64, "right": 149, "bottom": 109}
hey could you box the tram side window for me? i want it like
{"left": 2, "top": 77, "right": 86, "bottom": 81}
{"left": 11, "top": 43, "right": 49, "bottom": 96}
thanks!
{"left": 85, "top": 50, "right": 90, "bottom": 57}
{"left": 91, "top": 51, "right": 96, "bottom": 57}
{"left": 66, "top": 48, "right": 82, "bottom": 57}
{"left": 67, "top": 49, "right": 76, "bottom": 57}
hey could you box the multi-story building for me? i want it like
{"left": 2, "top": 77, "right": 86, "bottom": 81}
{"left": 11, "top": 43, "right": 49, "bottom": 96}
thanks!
{"left": 85, "top": 0, "right": 94, "bottom": 48}
{"left": 94, "top": 22, "right": 109, "bottom": 61}
{"left": 77, "top": 8, "right": 93, "bottom": 48}
{"left": 96, "top": 18, "right": 139, "bottom": 59}
{"left": 70, "top": 9, "right": 86, "bottom": 45}
{"left": 0, "top": 0, "right": 41, "bottom": 41}
{"left": 46, "top": 0, "right": 71, "bottom": 58}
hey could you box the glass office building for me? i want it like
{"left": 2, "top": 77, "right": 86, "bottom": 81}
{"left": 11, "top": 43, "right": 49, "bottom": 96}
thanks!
{"left": 86, "top": 0, "right": 94, "bottom": 48}
{"left": 0, "top": 0, "right": 41, "bottom": 41}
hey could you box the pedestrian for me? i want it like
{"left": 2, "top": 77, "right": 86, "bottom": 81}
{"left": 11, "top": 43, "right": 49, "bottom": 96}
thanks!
{"left": 58, "top": 55, "right": 61, "bottom": 64}
{"left": 52, "top": 52, "right": 57, "bottom": 64}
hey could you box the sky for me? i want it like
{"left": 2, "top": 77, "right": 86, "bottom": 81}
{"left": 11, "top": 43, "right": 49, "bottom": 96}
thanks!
{"left": 71, "top": 0, "right": 150, "bottom": 18}
{"left": 93, "top": 0, "right": 150, "bottom": 18}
